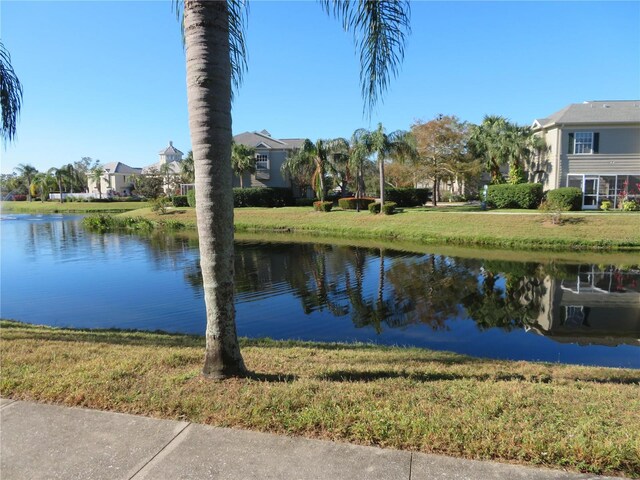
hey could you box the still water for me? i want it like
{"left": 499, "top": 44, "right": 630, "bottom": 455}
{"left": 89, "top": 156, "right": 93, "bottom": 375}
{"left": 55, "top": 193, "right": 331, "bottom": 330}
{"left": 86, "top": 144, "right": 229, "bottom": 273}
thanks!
{"left": 1, "top": 214, "right": 638, "bottom": 368}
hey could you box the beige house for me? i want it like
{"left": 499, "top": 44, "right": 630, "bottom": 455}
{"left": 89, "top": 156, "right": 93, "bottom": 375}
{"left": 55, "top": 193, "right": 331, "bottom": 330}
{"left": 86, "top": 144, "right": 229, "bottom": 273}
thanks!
{"left": 87, "top": 162, "right": 142, "bottom": 197}
{"left": 530, "top": 100, "right": 640, "bottom": 209}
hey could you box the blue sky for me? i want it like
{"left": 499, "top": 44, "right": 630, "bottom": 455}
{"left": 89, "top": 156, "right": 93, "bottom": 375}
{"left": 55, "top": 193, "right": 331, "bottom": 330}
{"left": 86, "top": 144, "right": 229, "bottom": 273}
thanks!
{"left": 2, "top": 1, "right": 639, "bottom": 174}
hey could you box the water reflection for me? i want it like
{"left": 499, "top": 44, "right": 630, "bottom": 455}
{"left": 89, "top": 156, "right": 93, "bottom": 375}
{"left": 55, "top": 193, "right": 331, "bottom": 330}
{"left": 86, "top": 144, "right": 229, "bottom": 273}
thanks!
{"left": 2, "top": 214, "right": 639, "bottom": 367}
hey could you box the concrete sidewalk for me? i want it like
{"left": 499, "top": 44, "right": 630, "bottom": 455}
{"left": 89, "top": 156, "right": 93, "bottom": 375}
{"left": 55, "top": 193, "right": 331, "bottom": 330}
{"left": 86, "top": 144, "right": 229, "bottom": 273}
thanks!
{"left": 0, "top": 399, "right": 626, "bottom": 480}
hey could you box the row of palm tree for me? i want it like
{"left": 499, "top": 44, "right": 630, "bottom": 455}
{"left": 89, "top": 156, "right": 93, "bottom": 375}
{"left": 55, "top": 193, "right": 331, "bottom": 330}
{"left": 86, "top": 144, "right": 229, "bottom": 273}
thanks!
{"left": 13, "top": 162, "right": 106, "bottom": 202}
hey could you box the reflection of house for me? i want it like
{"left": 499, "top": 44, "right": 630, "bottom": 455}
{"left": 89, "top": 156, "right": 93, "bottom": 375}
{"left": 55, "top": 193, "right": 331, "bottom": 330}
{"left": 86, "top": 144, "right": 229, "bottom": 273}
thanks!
{"left": 531, "top": 101, "right": 640, "bottom": 209}
{"left": 87, "top": 162, "right": 142, "bottom": 197}
{"left": 526, "top": 270, "right": 640, "bottom": 347}
{"left": 233, "top": 130, "right": 305, "bottom": 190}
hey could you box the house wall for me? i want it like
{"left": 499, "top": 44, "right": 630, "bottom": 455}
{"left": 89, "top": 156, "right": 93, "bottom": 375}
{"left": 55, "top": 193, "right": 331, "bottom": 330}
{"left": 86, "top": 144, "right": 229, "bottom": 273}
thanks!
{"left": 232, "top": 149, "right": 291, "bottom": 189}
{"left": 88, "top": 174, "right": 133, "bottom": 196}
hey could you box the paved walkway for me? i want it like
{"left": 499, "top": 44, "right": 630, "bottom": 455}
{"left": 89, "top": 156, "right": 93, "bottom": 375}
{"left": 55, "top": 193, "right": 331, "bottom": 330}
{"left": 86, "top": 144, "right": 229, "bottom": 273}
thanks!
{"left": 0, "top": 399, "right": 626, "bottom": 480}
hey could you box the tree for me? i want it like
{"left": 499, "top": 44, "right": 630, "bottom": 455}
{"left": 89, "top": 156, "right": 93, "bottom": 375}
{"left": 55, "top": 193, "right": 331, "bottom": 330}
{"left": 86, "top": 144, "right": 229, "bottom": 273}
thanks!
{"left": 180, "top": 0, "right": 410, "bottom": 378}
{"left": 14, "top": 164, "right": 38, "bottom": 202}
{"left": 0, "top": 41, "right": 23, "bottom": 144}
{"left": 32, "top": 172, "right": 55, "bottom": 202}
{"left": 411, "top": 115, "right": 470, "bottom": 206}
{"left": 180, "top": 150, "right": 195, "bottom": 184}
{"left": 132, "top": 167, "right": 165, "bottom": 199}
{"left": 353, "top": 123, "right": 415, "bottom": 207}
{"left": 90, "top": 165, "right": 106, "bottom": 199}
{"left": 48, "top": 166, "right": 67, "bottom": 203}
{"left": 231, "top": 142, "right": 256, "bottom": 188}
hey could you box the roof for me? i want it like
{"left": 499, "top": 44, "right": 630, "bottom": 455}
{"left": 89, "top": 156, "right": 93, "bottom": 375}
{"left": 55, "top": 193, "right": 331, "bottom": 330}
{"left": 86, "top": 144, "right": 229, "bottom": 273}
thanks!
{"left": 533, "top": 100, "right": 640, "bottom": 129}
{"left": 102, "top": 162, "right": 143, "bottom": 175}
{"left": 234, "top": 131, "right": 304, "bottom": 150}
{"left": 141, "top": 161, "right": 182, "bottom": 175}
{"left": 159, "top": 141, "right": 184, "bottom": 156}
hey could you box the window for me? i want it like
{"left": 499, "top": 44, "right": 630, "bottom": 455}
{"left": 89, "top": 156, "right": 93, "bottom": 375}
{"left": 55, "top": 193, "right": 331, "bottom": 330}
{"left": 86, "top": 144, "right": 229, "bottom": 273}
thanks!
{"left": 568, "top": 132, "right": 599, "bottom": 154}
{"left": 256, "top": 153, "right": 269, "bottom": 170}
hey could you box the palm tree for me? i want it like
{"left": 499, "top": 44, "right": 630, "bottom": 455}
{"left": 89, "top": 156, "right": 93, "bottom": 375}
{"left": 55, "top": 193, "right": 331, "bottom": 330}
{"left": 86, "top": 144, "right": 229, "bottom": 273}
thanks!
{"left": 0, "top": 41, "right": 23, "bottom": 144}
{"left": 32, "top": 172, "right": 54, "bottom": 202}
{"left": 48, "top": 166, "right": 71, "bottom": 203}
{"left": 90, "top": 166, "right": 105, "bottom": 199}
{"left": 231, "top": 142, "right": 256, "bottom": 188}
{"left": 180, "top": 150, "right": 195, "bottom": 184}
{"left": 14, "top": 164, "right": 38, "bottom": 202}
{"left": 180, "top": 0, "right": 410, "bottom": 378}
{"left": 468, "top": 115, "right": 509, "bottom": 184}
{"left": 353, "top": 123, "right": 415, "bottom": 207}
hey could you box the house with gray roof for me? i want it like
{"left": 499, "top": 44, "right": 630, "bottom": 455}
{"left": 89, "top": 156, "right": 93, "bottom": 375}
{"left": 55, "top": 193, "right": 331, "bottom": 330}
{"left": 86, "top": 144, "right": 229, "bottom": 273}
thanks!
{"left": 87, "top": 161, "right": 142, "bottom": 197}
{"left": 530, "top": 100, "right": 640, "bottom": 209}
{"left": 233, "top": 130, "right": 305, "bottom": 191}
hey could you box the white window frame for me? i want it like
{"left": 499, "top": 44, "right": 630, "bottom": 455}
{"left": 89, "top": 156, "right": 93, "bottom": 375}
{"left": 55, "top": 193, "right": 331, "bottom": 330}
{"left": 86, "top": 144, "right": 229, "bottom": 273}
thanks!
{"left": 574, "top": 132, "right": 594, "bottom": 155}
{"left": 255, "top": 153, "right": 269, "bottom": 171}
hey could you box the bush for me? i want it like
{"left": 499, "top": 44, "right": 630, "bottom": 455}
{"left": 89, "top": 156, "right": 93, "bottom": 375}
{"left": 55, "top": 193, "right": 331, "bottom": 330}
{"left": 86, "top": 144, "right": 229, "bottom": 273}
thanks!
{"left": 546, "top": 187, "right": 582, "bottom": 211}
{"left": 187, "top": 189, "right": 196, "bottom": 207}
{"left": 486, "top": 183, "right": 543, "bottom": 209}
{"left": 294, "top": 198, "right": 316, "bottom": 207}
{"left": 600, "top": 200, "right": 612, "bottom": 211}
{"left": 313, "top": 201, "right": 333, "bottom": 212}
{"left": 151, "top": 197, "right": 170, "bottom": 215}
{"left": 338, "top": 197, "right": 376, "bottom": 210}
{"left": 233, "top": 187, "right": 294, "bottom": 207}
{"left": 384, "top": 188, "right": 430, "bottom": 207}
{"left": 368, "top": 201, "right": 397, "bottom": 215}
{"left": 622, "top": 200, "right": 639, "bottom": 211}
{"left": 171, "top": 195, "right": 189, "bottom": 207}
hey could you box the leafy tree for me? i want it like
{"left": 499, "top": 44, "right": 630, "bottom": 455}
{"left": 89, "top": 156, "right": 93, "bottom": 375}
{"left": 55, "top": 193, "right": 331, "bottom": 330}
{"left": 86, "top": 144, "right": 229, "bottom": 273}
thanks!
{"left": 353, "top": 123, "right": 415, "bottom": 207}
{"left": 159, "top": 162, "right": 180, "bottom": 196}
{"left": 411, "top": 115, "right": 471, "bottom": 206}
{"left": 14, "top": 164, "right": 38, "bottom": 202}
{"left": 179, "top": 0, "right": 411, "bottom": 378}
{"left": 132, "top": 167, "right": 165, "bottom": 199}
{"left": 0, "top": 173, "right": 25, "bottom": 198}
{"left": 0, "top": 41, "right": 22, "bottom": 144}
{"left": 231, "top": 142, "right": 256, "bottom": 188}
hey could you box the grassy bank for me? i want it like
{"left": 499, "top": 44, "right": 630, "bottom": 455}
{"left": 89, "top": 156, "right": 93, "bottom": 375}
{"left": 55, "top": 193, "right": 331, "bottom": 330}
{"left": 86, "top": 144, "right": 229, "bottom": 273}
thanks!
{"left": 117, "top": 206, "right": 640, "bottom": 251}
{"left": 1, "top": 320, "right": 638, "bottom": 477}
{"left": 0, "top": 200, "right": 150, "bottom": 213}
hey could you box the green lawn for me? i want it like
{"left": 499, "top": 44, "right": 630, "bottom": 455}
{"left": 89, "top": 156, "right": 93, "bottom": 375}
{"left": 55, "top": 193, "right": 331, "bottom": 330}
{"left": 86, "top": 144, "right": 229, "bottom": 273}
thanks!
{"left": 1, "top": 320, "right": 638, "bottom": 477}
{"left": 0, "top": 200, "right": 150, "bottom": 213}
{"left": 118, "top": 206, "right": 640, "bottom": 250}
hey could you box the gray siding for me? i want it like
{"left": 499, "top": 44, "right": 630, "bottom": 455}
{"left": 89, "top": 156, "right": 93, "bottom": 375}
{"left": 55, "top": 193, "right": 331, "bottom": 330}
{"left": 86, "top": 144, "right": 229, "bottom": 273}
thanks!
{"left": 232, "top": 149, "right": 291, "bottom": 189}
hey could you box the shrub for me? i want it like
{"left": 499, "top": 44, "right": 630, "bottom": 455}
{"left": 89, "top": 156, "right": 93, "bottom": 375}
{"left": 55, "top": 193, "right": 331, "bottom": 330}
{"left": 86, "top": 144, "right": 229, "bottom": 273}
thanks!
{"left": 151, "top": 197, "right": 170, "bottom": 215}
{"left": 539, "top": 198, "right": 571, "bottom": 225}
{"left": 384, "top": 188, "right": 430, "bottom": 207}
{"left": 187, "top": 189, "right": 196, "bottom": 207}
{"left": 233, "top": 187, "right": 294, "bottom": 207}
{"left": 294, "top": 198, "right": 316, "bottom": 207}
{"left": 368, "top": 201, "right": 397, "bottom": 215}
{"left": 622, "top": 200, "right": 639, "bottom": 211}
{"left": 171, "top": 195, "right": 189, "bottom": 207}
{"left": 313, "top": 201, "right": 333, "bottom": 212}
{"left": 338, "top": 197, "right": 376, "bottom": 210}
{"left": 600, "top": 200, "right": 612, "bottom": 211}
{"left": 546, "top": 187, "right": 582, "bottom": 211}
{"left": 486, "top": 183, "right": 543, "bottom": 209}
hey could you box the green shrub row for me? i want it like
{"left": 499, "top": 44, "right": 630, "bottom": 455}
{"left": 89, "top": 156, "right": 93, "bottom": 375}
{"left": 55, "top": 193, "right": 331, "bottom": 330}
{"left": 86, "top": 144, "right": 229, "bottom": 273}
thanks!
{"left": 184, "top": 188, "right": 294, "bottom": 208}
{"left": 338, "top": 197, "right": 376, "bottom": 210}
{"left": 187, "top": 189, "right": 196, "bottom": 207}
{"left": 487, "top": 183, "right": 543, "bottom": 209}
{"left": 385, "top": 188, "right": 430, "bottom": 207}
{"left": 545, "top": 187, "right": 582, "bottom": 211}
{"left": 171, "top": 195, "right": 189, "bottom": 207}
{"left": 368, "top": 201, "right": 397, "bottom": 215}
{"left": 313, "top": 201, "right": 333, "bottom": 212}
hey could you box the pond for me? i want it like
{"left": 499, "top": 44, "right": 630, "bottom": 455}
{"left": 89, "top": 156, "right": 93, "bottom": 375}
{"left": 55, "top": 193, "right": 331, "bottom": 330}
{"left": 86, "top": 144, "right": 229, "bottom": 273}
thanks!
{"left": 1, "top": 214, "right": 639, "bottom": 368}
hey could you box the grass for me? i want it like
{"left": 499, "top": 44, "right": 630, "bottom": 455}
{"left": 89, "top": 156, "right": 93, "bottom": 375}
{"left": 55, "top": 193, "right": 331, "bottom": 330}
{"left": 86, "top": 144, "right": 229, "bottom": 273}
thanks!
{"left": 0, "top": 200, "right": 150, "bottom": 213}
{"left": 117, "top": 206, "right": 640, "bottom": 251}
{"left": 2, "top": 320, "right": 639, "bottom": 477}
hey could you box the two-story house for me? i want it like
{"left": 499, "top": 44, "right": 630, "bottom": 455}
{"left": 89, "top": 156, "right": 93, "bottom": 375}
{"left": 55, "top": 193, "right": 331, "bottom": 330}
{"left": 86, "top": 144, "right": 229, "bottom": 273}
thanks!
{"left": 233, "top": 130, "right": 305, "bottom": 190}
{"left": 530, "top": 100, "right": 640, "bottom": 209}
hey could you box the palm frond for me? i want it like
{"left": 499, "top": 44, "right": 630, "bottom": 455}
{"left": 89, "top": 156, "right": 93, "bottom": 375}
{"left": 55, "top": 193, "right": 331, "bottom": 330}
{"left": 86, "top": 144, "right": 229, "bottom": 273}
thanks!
{"left": 321, "top": 0, "right": 410, "bottom": 116}
{"left": 0, "top": 41, "right": 23, "bottom": 145}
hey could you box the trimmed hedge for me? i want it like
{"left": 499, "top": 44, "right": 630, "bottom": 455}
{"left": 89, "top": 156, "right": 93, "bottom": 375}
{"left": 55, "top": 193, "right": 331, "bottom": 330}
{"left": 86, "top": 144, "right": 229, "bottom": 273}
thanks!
{"left": 545, "top": 187, "right": 582, "bottom": 211}
{"left": 233, "top": 187, "right": 294, "bottom": 207}
{"left": 384, "top": 188, "right": 430, "bottom": 207}
{"left": 486, "top": 183, "right": 543, "bottom": 209}
{"left": 313, "top": 201, "right": 333, "bottom": 212}
{"left": 187, "top": 189, "right": 196, "bottom": 207}
{"left": 338, "top": 197, "right": 376, "bottom": 210}
{"left": 171, "top": 195, "right": 189, "bottom": 207}
{"left": 368, "top": 201, "right": 397, "bottom": 215}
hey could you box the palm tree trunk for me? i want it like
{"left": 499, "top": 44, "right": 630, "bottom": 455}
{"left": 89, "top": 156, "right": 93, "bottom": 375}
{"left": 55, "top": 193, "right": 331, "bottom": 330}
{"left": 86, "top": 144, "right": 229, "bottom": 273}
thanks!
{"left": 239, "top": 174, "right": 243, "bottom": 189}
{"left": 184, "top": 0, "right": 246, "bottom": 379}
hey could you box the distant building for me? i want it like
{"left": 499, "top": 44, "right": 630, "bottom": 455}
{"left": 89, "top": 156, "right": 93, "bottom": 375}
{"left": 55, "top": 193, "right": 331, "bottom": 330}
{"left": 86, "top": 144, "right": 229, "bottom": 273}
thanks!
{"left": 530, "top": 100, "right": 640, "bottom": 209}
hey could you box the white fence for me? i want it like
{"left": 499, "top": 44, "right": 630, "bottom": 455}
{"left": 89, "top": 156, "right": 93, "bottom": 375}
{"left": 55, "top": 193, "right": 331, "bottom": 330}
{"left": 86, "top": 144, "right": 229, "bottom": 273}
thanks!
{"left": 49, "top": 193, "right": 103, "bottom": 201}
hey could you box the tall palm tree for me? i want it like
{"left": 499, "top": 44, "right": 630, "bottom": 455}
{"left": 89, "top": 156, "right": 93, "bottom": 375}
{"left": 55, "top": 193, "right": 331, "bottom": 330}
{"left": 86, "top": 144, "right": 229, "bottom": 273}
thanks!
{"left": 48, "top": 166, "right": 71, "bottom": 203}
{"left": 468, "top": 115, "right": 509, "bottom": 184}
{"left": 14, "top": 163, "right": 38, "bottom": 202}
{"left": 180, "top": 150, "right": 195, "bottom": 185}
{"left": 180, "top": 0, "right": 410, "bottom": 378}
{"left": 354, "top": 123, "right": 415, "bottom": 207}
{"left": 32, "top": 171, "right": 54, "bottom": 202}
{"left": 0, "top": 41, "right": 23, "bottom": 145}
{"left": 231, "top": 142, "right": 256, "bottom": 188}
{"left": 90, "top": 166, "right": 105, "bottom": 199}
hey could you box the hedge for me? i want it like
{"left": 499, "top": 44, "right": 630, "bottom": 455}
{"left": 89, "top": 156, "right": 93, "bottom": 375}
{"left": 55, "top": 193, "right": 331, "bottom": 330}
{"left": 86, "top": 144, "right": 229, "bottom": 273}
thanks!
{"left": 384, "top": 188, "right": 430, "bottom": 207}
{"left": 368, "top": 201, "right": 397, "bottom": 215}
{"left": 486, "top": 183, "right": 543, "bottom": 209}
{"left": 171, "top": 195, "right": 189, "bottom": 207}
{"left": 187, "top": 189, "right": 196, "bottom": 207}
{"left": 313, "top": 201, "right": 333, "bottom": 212}
{"left": 184, "top": 188, "right": 294, "bottom": 208}
{"left": 545, "top": 187, "right": 582, "bottom": 211}
{"left": 338, "top": 197, "right": 376, "bottom": 210}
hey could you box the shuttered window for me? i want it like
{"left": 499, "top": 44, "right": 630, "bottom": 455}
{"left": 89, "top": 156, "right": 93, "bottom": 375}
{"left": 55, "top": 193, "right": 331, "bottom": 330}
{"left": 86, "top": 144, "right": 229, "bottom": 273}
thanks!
{"left": 568, "top": 132, "right": 599, "bottom": 154}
